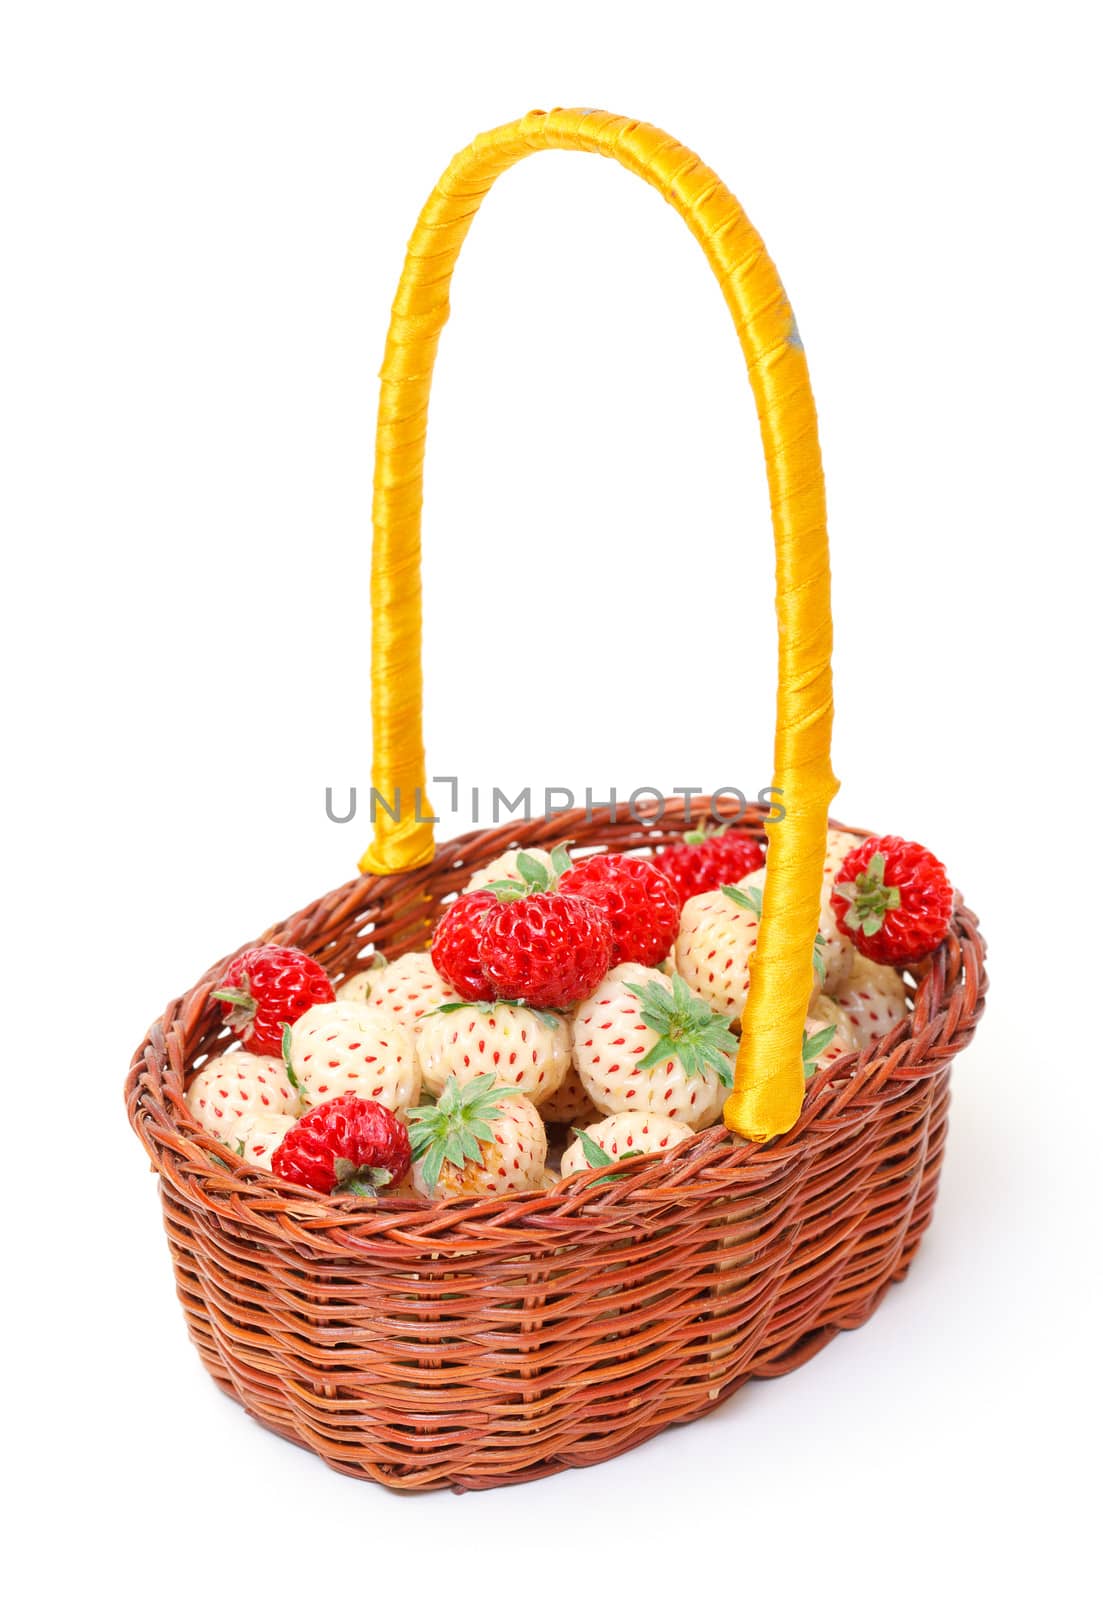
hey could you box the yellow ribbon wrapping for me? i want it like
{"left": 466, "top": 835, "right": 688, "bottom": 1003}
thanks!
{"left": 361, "top": 109, "right": 838, "bottom": 1142}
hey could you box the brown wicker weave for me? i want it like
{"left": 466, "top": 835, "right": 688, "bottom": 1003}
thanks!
{"left": 125, "top": 798, "right": 986, "bottom": 1491}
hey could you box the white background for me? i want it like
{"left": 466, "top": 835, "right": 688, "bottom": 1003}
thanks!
{"left": 3, "top": 2, "right": 1099, "bottom": 1594}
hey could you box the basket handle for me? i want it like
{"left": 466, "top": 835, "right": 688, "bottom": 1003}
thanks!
{"left": 361, "top": 109, "right": 838, "bottom": 1142}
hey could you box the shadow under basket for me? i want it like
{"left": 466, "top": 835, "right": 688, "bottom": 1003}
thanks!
{"left": 125, "top": 802, "right": 987, "bottom": 1492}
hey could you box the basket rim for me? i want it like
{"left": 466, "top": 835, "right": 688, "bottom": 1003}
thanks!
{"left": 125, "top": 804, "right": 987, "bottom": 1248}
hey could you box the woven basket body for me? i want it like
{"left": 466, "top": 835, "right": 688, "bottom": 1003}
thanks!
{"left": 126, "top": 110, "right": 986, "bottom": 1488}
{"left": 127, "top": 801, "right": 984, "bottom": 1491}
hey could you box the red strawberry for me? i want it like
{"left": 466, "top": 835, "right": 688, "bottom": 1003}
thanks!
{"left": 213, "top": 944, "right": 334, "bottom": 1058}
{"left": 479, "top": 892, "right": 614, "bottom": 1009}
{"left": 558, "top": 852, "right": 679, "bottom": 966}
{"left": 654, "top": 827, "right": 765, "bottom": 905}
{"left": 430, "top": 890, "right": 499, "bottom": 1001}
{"left": 830, "top": 835, "right": 953, "bottom": 965}
{"left": 271, "top": 1092, "right": 411, "bottom": 1195}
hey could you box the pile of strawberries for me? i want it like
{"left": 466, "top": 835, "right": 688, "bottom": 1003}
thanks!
{"left": 187, "top": 827, "right": 954, "bottom": 1199}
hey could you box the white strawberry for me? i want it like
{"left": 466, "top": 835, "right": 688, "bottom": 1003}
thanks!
{"left": 358, "top": 950, "right": 460, "bottom": 1031}
{"left": 407, "top": 1073, "right": 547, "bottom": 1198}
{"left": 801, "top": 995, "right": 861, "bottom": 1077}
{"left": 415, "top": 1000, "right": 571, "bottom": 1105}
{"left": 235, "top": 1111, "right": 298, "bottom": 1171}
{"left": 560, "top": 1110, "right": 695, "bottom": 1177}
{"left": 463, "top": 844, "right": 569, "bottom": 895}
{"left": 286, "top": 1001, "right": 419, "bottom": 1112}
{"left": 673, "top": 876, "right": 765, "bottom": 1023}
{"left": 818, "top": 828, "right": 862, "bottom": 991}
{"left": 572, "top": 963, "right": 734, "bottom": 1131}
{"left": 185, "top": 1051, "right": 301, "bottom": 1145}
{"left": 832, "top": 952, "right": 909, "bottom": 1047}
{"left": 536, "top": 1063, "right": 601, "bottom": 1126}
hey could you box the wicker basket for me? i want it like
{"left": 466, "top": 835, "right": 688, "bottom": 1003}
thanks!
{"left": 126, "top": 109, "right": 987, "bottom": 1491}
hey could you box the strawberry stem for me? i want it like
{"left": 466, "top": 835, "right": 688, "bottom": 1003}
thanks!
{"left": 211, "top": 985, "right": 257, "bottom": 1018}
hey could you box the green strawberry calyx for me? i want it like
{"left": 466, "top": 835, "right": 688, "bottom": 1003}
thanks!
{"left": 406, "top": 1072, "right": 520, "bottom": 1193}
{"left": 623, "top": 974, "right": 736, "bottom": 1089}
{"left": 280, "top": 1023, "right": 301, "bottom": 1092}
{"left": 834, "top": 851, "right": 901, "bottom": 937}
{"left": 802, "top": 1023, "right": 837, "bottom": 1080}
{"left": 573, "top": 1126, "right": 649, "bottom": 1183}
{"left": 332, "top": 1158, "right": 394, "bottom": 1198}
{"left": 812, "top": 932, "right": 828, "bottom": 986}
{"left": 427, "top": 999, "right": 563, "bottom": 1030}
{"left": 722, "top": 882, "right": 763, "bottom": 918}
{"left": 575, "top": 1127, "right": 615, "bottom": 1167}
{"left": 482, "top": 844, "right": 573, "bottom": 902}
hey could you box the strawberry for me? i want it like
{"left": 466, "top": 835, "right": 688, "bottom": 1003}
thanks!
{"left": 407, "top": 1073, "right": 547, "bottom": 1198}
{"left": 480, "top": 892, "right": 614, "bottom": 1009}
{"left": 537, "top": 1063, "right": 601, "bottom": 1126}
{"left": 285, "top": 1002, "right": 420, "bottom": 1112}
{"left": 415, "top": 1000, "right": 571, "bottom": 1105}
{"left": 831, "top": 835, "right": 953, "bottom": 965}
{"left": 832, "top": 953, "right": 909, "bottom": 1047}
{"left": 186, "top": 1050, "right": 301, "bottom": 1146}
{"left": 235, "top": 1111, "right": 298, "bottom": 1171}
{"left": 213, "top": 944, "right": 334, "bottom": 1058}
{"left": 557, "top": 852, "right": 680, "bottom": 967}
{"left": 272, "top": 1093, "right": 411, "bottom": 1195}
{"left": 560, "top": 1110, "right": 695, "bottom": 1177}
{"left": 357, "top": 950, "right": 460, "bottom": 1031}
{"left": 572, "top": 963, "right": 735, "bottom": 1130}
{"left": 654, "top": 825, "right": 765, "bottom": 906}
{"left": 430, "top": 890, "right": 499, "bottom": 1001}
{"left": 432, "top": 848, "right": 578, "bottom": 1004}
